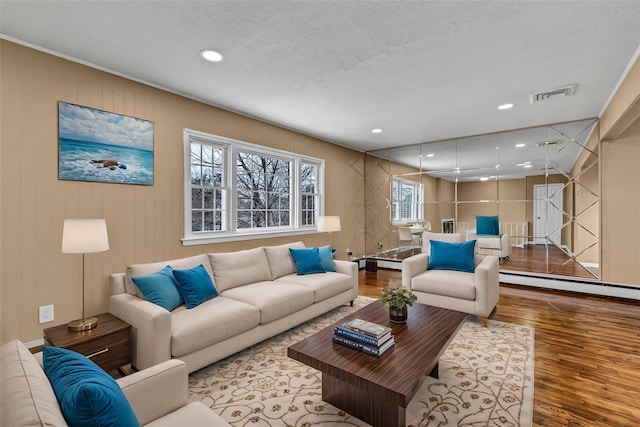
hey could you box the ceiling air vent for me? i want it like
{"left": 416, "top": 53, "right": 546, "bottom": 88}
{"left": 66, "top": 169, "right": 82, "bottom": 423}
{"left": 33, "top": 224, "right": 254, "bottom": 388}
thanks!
{"left": 529, "top": 84, "right": 577, "bottom": 104}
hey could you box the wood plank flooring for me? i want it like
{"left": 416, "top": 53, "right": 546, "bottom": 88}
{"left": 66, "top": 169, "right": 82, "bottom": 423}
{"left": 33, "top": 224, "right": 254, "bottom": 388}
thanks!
{"left": 358, "top": 268, "right": 640, "bottom": 426}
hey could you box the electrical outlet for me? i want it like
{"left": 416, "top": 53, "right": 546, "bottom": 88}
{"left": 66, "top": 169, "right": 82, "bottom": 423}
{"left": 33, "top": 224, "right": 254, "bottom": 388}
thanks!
{"left": 39, "top": 305, "right": 54, "bottom": 324}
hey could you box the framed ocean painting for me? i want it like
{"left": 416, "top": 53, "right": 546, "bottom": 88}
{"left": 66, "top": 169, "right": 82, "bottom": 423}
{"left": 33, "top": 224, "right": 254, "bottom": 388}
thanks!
{"left": 58, "top": 101, "right": 154, "bottom": 185}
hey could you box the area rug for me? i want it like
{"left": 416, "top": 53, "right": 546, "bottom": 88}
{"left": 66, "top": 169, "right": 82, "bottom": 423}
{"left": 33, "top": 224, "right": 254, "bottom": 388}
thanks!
{"left": 189, "top": 297, "right": 534, "bottom": 426}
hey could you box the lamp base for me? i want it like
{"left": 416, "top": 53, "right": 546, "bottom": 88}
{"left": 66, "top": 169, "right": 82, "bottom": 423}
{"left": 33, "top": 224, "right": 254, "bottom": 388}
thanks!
{"left": 67, "top": 317, "right": 98, "bottom": 332}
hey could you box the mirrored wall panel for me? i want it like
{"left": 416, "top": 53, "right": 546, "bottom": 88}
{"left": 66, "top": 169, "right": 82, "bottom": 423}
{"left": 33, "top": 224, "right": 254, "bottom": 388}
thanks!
{"left": 364, "top": 118, "right": 600, "bottom": 280}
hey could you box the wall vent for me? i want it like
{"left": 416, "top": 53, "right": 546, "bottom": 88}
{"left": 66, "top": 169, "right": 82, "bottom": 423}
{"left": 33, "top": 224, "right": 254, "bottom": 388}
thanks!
{"left": 529, "top": 84, "right": 577, "bottom": 104}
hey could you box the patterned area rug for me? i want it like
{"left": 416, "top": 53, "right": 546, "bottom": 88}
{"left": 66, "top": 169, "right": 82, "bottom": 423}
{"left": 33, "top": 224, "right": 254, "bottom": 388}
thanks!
{"left": 189, "top": 297, "right": 534, "bottom": 426}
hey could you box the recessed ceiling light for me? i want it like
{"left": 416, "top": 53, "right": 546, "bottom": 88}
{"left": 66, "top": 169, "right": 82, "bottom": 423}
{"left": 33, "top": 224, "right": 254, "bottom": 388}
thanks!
{"left": 515, "top": 143, "right": 526, "bottom": 148}
{"left": 426, "top": 153, "right": 435, "bottom": 158}
{"left": 498, "top": 103, "right": 514, "bottom": 110}
{"left": 371, "top": 128, "right": 383, "bottom": 134}
{"left": 200, "top": 49, "right": 224, "bottom": 62}
{"left": 479, "top": 177, "right": 489, "bottom": 181}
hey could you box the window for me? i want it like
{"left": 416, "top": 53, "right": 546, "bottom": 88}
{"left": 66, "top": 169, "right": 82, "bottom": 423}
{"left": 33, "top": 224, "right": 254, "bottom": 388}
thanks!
{"left": 183, "top": 129, "right": 324, "bottom": 244}
{"left": 391, "top": 177, "right": 423, "bottom": 224}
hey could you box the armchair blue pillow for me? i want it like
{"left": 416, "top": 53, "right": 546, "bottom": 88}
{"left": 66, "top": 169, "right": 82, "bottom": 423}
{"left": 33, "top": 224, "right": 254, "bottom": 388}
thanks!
{"left": 476, "top": 215, "right": 500, "bottom": 235}
{"left": 428, "top": 240, "right": 476, "bottom": 273}
{"left": 43, "top": 346, "right": 140, "bottom": 427}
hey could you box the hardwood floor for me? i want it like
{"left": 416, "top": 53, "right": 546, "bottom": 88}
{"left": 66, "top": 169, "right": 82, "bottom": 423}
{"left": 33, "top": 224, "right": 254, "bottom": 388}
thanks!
{"left": 358, "top": 269, "right": 640, "bottom": 426}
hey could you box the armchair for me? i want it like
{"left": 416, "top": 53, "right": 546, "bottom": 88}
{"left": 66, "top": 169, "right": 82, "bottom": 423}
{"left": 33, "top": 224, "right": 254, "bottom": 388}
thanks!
{"left": 467, "top": 215, "right": 511, "bottom": 260}
{"left": 404, "top": 232, "right": 499, "bottom": 327}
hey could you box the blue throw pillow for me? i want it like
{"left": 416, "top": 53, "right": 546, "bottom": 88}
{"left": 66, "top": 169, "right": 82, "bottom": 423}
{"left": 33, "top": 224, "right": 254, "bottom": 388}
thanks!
{"left": 131, "top": 265, "right": 184, "bottom": 311}
{"left": 289, "top": 247, "right": 326, "bottom": 275}
{"left": 318, "top": 245, "right": 336, "bottom": 272}
{"left": 476, "top": 215, "right": 499, "bottom": 235}
{"left": 428, "top": 240, "right": 476, "bottom": 273}
{"left": 172, "top": 264, "right": 218, "bottom": 309}
{"left": 43, "top": 346, "right": 140, "bottom": 427}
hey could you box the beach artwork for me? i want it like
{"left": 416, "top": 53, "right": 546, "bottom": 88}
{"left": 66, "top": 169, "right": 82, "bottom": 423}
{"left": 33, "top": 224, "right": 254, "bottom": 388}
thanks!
{"left": 58, "top": 101, "right": 154, "bottom": 185}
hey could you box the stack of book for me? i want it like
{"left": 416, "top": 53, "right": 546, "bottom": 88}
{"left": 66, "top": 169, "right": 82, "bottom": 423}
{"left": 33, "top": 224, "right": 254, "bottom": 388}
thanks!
{"left": 332, "top": 318, "right": 395, "bottom": 357}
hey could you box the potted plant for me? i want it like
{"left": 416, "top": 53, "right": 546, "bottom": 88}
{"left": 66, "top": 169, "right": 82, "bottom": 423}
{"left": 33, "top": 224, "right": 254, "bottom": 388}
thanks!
{"left": 380, "top": 286, "right": 418, "bottom": 323}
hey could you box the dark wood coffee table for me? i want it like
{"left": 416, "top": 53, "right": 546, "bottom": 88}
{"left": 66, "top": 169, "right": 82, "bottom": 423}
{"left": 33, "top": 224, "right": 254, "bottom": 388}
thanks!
{"left": 288, "top": 301, "right": 466, "bottom": 427}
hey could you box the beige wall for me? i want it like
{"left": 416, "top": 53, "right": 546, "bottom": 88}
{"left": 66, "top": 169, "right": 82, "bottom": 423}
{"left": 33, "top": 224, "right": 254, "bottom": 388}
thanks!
{"left": 600, "top": 53, "right": 640, "bottom": 285}
{"left": 0, "top": 41, "right": 365, "bottom": 344}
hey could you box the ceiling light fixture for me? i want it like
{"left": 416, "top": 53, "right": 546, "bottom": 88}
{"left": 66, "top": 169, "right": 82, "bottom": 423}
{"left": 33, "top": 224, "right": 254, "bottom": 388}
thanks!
{"left": 426, "top": 153, "right": 435, "bottom": 158}
{"left": 498, "top": 103, "right": 514, "bottom": 110}
{"left": 515, "top": 143, "right": 526, "bottom": 148}
{"left": 371, "top": 128, "right": 383, "bottom": 134}
{"left": 200, "top": 49, "right": 224, "bottom": 62}
{"left": 479, "top": 177, "right": 489, "bottom": 181}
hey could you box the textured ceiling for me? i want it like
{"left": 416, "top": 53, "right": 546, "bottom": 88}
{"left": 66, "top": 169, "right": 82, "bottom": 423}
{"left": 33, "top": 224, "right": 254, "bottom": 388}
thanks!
{"left": 1, "top": 1, "right": 640, "bottom": 153}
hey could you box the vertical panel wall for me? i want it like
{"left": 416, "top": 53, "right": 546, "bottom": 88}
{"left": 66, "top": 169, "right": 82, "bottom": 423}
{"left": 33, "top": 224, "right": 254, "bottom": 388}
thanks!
{"left": 0, "top": 41, "right": 365, "bottom": 343}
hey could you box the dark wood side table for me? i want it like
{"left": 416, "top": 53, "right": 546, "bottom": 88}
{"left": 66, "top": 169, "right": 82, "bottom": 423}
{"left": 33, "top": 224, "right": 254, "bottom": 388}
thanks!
{"left": 43, "top": 312, "right": 132, "bottom": 374}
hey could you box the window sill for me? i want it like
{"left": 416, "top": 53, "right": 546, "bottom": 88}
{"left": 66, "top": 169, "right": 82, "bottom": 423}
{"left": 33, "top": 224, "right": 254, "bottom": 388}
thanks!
{"left": 181, "top": 228, "right": 319, "bottom": 246}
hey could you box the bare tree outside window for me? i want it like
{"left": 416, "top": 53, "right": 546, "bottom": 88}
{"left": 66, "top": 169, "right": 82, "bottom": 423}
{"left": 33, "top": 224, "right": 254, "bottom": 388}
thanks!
{"left": 236, "top": 151, "right": 291, "bottom": 229}
{"left": 301, "top": 162, "right": 319, "bottom": 226}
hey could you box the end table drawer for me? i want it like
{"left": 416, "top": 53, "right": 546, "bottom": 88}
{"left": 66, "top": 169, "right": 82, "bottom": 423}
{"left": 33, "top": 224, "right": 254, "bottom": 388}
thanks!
{"left": 67, "top": 328, "right": 131, "bottom": 372}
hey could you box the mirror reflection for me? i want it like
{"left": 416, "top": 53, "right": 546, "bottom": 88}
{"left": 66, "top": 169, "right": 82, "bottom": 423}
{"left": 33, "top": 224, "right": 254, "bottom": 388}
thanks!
{"left": 364, "top": 118, "right": 599, "bottom": 280}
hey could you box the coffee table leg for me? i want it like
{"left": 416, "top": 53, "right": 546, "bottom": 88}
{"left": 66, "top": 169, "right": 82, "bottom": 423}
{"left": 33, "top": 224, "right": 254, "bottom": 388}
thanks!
{"left": 429, "top": 361, "right": 439, "bottom": 379}
{"left": 322, "top": 373, "right": 406, "bottom": 427}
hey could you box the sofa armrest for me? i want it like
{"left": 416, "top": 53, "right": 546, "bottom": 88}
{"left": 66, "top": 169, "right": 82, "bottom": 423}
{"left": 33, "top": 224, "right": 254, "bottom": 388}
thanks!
{"left": 109, "top": 293, "right": 172, "bottom": 370}
{"left": 334, "top": 259, "right": 358, "bottom": 300}
{"left": 473, "top": 255, "right": 500, "bottom": 317}
{"left": 401, "top": 253, "right": 429, "bottom": 290}
{"left": 117, "top": 359, "right": 187, "bottom": 426}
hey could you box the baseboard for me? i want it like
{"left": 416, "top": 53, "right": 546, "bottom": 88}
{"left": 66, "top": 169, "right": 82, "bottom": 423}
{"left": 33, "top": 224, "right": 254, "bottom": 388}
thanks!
{"left": 500, "top": 271, "right": 640, "bottom": 300}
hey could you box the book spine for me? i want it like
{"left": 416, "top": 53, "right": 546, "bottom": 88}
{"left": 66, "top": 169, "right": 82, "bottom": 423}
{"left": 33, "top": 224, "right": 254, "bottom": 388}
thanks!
{"left": 332, "top": 335, "right": 381, "bottom": 357}
{"left": 334, "top": 326, "right": 379, "bottom": 346}
{"left": 332, "top": 334, "right": 363, "bottom": 351}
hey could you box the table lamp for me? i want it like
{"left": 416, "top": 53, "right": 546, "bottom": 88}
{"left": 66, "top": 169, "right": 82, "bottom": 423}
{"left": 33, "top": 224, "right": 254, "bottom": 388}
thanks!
{"left": 62, "top": 219, "right": 110, "bottom": 331}
{"left": 318, "top": 216, "right": 341, "bottom": 250}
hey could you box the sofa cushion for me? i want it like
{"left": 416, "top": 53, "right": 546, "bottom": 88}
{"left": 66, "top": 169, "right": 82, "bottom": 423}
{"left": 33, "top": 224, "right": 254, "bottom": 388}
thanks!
{"left": 289, "top": 247, "right": 326, "bottom": 275}
{"left": 0, "top": 340, "right": 67, "bottom": 427}
{"left": 132, "top": 265, "right": 184, "bottom": 311}
{"left": 428, "top": 240, "right": 476, "bottom": 273}
{"left": 411, "top": 269, "right": 476, "bottom": 300}
{"left": 144, "top": 402, "right": 230, "bottom": 427}
{"left": 125, "top": 254, "right": 214, "bottom": 297}
{"left": 318, "top": 245, "right": 336, "bottom": 272}
{"left": 43, "top": 346, "right": 140, "bottom": 427}
{"left": 170, "top": 297, "right": 260, "bottom": 357}
{"left": 422, "top": 232, "right": 464, "bottom": 255}
{"left": 172, "top": 264, "right": 218, "bottom": 309}
{"left": 263, "top": 241, "right": 305, "bottom": 279}
{"left": 276, "top": 272, "right": 352, "bottom": 302}
{"left": 208, "top": 248, "right": 271, "bottom": 292}
{"left": 221, "top": 281, "right": 315, "bottom": 324}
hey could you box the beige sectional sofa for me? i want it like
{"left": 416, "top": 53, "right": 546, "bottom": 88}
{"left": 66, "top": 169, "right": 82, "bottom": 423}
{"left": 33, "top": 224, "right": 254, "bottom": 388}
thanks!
{"left": 0, "top": 339, "right": 228, "bottom": 426}
{"left": 109, "top": 242, "right": 358, "bottom": 373}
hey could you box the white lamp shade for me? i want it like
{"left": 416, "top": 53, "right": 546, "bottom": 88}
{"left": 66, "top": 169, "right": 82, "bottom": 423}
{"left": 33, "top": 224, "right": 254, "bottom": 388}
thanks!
{"left": 317, "top": 216, "right": 341, "bottom": 232}
{"left": 61, "top": 219, "right": 110, "bottom": 254}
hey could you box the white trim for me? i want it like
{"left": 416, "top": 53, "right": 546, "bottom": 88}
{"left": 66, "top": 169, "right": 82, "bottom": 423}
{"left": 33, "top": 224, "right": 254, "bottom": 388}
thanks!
{"left": 500, "top": 272, "right": 640, "bottom": 300}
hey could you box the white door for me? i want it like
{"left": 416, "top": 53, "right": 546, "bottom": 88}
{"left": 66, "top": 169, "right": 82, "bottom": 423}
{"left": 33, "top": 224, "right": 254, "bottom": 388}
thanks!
{"left": 534, "top": 184, "right": 563, "bottom": 245}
